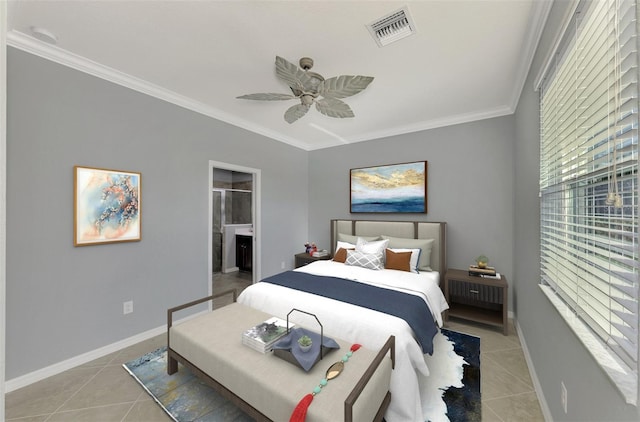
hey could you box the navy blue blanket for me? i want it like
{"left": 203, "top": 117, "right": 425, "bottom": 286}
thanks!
{"left": 261, "top": 271, "right": 438, "bottom": 354}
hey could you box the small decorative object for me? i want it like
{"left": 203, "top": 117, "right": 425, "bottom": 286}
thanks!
{"left": 475, "top": 255, "right": 489, "bottom": 269}
{"left": 290, "top": 343, "right": 362, "bottom": 422}
{"left": 469, "top": 255, "right": 496, "bottom": 277}
{"left": 273, "top": 309, "right": 340, "bottom": 371}
{"left": 298, "top": 335, "right": 313, "bottom": 352}
{"left": 304, "top": 242, "right": 317, "bottom": 254}
{"left": 74, "top": 166, "right": 141, "bottom": 246}
{"left": 350, "top": 161, "right": 428, "bottom": 213}
{"left": 476, "top": 255, "right": 489, "bottom": 268}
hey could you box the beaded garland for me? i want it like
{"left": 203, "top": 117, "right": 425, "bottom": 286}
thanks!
{"left": 289, "top": 343, "right": 362, "bottom": 422}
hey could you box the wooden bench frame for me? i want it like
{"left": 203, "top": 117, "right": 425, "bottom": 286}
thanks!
{"left": 167, "top": 289, "right": 396, "bottom": 422}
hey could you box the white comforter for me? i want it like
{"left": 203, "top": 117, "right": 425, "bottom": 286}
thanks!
{"left": 237, "top": 260, "right": 449, "bottom": 422}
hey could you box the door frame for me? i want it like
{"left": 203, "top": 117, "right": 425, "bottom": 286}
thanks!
{"left": 1, "top": 2, "right": 7, "bottom": 419}
{"left": 208, "top": 160, "right": 261, "bottom": 296}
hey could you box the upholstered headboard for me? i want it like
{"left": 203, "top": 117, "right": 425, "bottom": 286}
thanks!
{"left": 330, "top": 219, "right": 447, "bottom": 274}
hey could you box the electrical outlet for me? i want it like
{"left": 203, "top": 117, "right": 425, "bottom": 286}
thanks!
{"left": 281, "top": 261, "right": 285, "bottom": 269}
{"left": 561, "top": 381, "right": 568, "bottom": 413}
{"left": 123, "top": 300, "right": 133, "bottom": 315}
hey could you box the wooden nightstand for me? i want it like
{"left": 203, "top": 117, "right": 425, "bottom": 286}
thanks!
{"left": 294, "top": 253, "right": 331, "bottom": 268}
{"left": 444, "top": 268, "right": 509, "bottom": 335}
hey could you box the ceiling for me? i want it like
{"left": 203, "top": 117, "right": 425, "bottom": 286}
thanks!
{"left": 6, "top": 1, "right": 552, "bottom": 151}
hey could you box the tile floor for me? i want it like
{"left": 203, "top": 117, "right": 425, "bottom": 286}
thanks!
{"left": 444, "top": 318, "right": 545, "bottom": 421}
{"left": 6, "top": 271, "right": 544, "bottom": 421}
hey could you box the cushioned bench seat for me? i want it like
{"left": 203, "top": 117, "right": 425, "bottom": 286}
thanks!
{"left": 168, "top": 300, "right": 394, "bottom": 422}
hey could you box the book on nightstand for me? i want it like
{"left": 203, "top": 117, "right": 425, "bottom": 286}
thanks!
{"left": 468, "top": 265, "right": 497, "bottom": 277}
{"left": 242, "top": 317, "right": 293, "bottom": 353}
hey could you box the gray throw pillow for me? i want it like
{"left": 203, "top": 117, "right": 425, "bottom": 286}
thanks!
{"left": 345, "top": 250, "right": 383, "bottom": 270}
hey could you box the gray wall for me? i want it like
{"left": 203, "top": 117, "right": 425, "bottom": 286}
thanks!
{"left": 308, "top": 116, "right": 516, "bottom": 306}
{"left": 514, "top": 1, "right": 640, "bottom": 420}
{"left": 6, "top": 48, "right": 308, "bottom": 379}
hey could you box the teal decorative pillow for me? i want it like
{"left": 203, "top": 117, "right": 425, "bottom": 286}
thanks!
{"left": 381, "top": 236, "right": 434, "bottom": 271}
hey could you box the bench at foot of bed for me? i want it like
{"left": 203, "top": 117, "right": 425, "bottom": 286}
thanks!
{"left": 167, "top": 296, "right": 395, "bottom": 422}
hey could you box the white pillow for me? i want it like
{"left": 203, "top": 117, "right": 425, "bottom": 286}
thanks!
{"left": 337, "top": 233, "right": 380, "bottom": 244}
{"left": 345, "top": 250, "right": 384, "bottom": 270}
{"left": 355, "top": 237, "right": 389, "bottom": 256}
{"left": 336, "top": 240, "right": 355, "bottom": 252}
{"left": 388, "top": 248, "right": 421, "bottom": 273}
{"left": 381, "top": 236, "right": 434, "bottom": 271}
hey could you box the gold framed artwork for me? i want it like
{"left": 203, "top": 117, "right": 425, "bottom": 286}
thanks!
{"left": 350, "top": 161, "right": 427, "bottom": 213}
{"left": 74, "top": 166, "right": 141, "bottom": 246}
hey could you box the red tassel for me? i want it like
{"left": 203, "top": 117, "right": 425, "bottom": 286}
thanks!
{"left": 290, "top": 345, "right": 361, "bottom": 421}
{"left": 290, "top": 393, "right": 314, "bottom": 422}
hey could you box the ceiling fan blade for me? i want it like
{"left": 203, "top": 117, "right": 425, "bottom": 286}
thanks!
{"left": 275, "top": 56, "right": 313, "bottom": 94}
{"left": 315, "top": 98, "right": 355, "bottom": 118}
{"left": 284, "top": 104, "right": 311, "bottom": 123}
{"left": 237, "top": 93, "right": 296, "bottom": 101}
{"left": 319, "top": 75, "right": 374, "bottom": 99}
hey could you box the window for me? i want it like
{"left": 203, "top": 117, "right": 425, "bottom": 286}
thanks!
{"left": 539, "top": 0, "right": 639, "bottom": 402}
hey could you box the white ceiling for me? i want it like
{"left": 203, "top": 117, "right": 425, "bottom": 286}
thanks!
{"left": 6, "top": 0, "right": 552, "bottom": 151}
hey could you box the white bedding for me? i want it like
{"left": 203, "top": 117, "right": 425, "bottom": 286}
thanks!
{"left": 297, "top": 260, "right": 448, "bottom": 326}
{"left": 237, "top": 261, "right": 449, "bottom": 422}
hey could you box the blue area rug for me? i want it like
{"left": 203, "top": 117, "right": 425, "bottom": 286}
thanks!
{"left": 441, "top": 329, "right": 481, "bottom": 422}
{"left": 123, "top": 328, "right": 480, "bottom": 422}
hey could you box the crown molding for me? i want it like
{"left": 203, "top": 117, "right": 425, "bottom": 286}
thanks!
{"left": 308, "top": 105, "right": 514, "bottom": 151}
{"left": 6, "top": 30, "right": 310, "bottom": 150}
{"left": 7, "top": 27, "right": 534, "bottom": 152}
{"left": 509, "top": 0, "right": 554, "bottom": 107}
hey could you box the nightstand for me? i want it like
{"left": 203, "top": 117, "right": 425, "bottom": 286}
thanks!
{"left": 294, "top": 253, "right": 331, "bottom": 268}
{"left": 444, "top": 268, "right": 508, "bottom": 335}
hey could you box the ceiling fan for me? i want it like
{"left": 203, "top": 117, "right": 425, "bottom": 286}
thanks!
{"left": 237, "top": 56, "right": 374, "bottom": 124}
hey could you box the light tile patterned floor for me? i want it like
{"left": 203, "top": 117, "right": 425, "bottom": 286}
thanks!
{"left": 445, "top": 318, "right": 545, "bottom": 421}
{"left": 6, "top": 271, "right": 544, "bottom": 421}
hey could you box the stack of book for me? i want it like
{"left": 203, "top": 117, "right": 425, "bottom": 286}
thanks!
{"left": 468, "top": 265, "right": 497, "bottom": 277}
{"left": 242, "top": 317, "right": 292, "bottom": 353}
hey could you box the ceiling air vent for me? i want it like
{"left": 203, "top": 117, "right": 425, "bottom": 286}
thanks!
{"left": 367, "top": 6, "right": 417, "bottom": 47}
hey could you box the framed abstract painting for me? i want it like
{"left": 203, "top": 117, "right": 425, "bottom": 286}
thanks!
{"left": 74, "top": 166, "right": 141, "bottom": 246}
{"left": 350, "top": 161, "right": 427, "bottom": 213}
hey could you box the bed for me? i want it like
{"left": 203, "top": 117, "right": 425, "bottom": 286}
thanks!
{"left": 237, "top": 219, "right": 448, "bottom": 422}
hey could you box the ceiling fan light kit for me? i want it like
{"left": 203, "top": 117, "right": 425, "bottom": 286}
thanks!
{"left": 237, "top": 56, "right": 374, "bottom": 123}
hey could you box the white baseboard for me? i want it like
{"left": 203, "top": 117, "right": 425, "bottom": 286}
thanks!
{"left": 515, "top": 318, "right": 552, "bottom": 421}
{"left": 5, "top": 310, "right": 208, "bottom": 393}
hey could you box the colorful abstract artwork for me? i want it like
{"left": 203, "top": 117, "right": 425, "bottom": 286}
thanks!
{"left": 74, "top": 166, "right": 141, "bottom": 246}
{"left": 350, "top": 161, "right": 427, "bottom": 213}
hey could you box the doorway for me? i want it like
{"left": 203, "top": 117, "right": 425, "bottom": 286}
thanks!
{"left": 208, "top": 161, "right": 260, "bottom": 297}
{"left": 211, "top": 185, "right": 252, "bottom": 273}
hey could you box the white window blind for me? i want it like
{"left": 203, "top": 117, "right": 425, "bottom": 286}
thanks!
{"left": 540, "top": 0, "right": 639, "bottom": 372}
